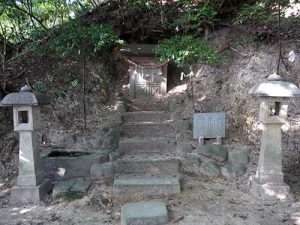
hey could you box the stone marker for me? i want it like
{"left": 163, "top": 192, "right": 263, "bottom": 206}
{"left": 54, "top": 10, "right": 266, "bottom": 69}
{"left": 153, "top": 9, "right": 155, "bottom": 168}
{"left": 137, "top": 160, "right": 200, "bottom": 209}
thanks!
{"left": 121, "top": 201, "right": 168, "bottom": 225}
{"left": 249, "top": 74, "right": 300, "bottom": 200}
{"left": 0, "top": 85, "right": 52, "bottom": 204}
{"left": 193, "top": 112, "right": 225, "bottom": 139}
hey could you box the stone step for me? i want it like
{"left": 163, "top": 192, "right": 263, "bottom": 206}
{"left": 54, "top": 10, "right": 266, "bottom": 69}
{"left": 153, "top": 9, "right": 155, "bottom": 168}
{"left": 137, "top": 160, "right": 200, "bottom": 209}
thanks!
{"left": 118, "top": 138, "right": 176, "bottom": 154}
{"left": 127, "top": 98, "right": 169, "bottom": 112}
{"left": 116, "top": 154, "right": 179, "bottom": 174}
{"left": 122, "top": 111, "right": 170, "bottom": 123}
{"left": 113, "top": 176, "right": 181, "bottom": 200}
{"left": 121, "top": 122, "right": 174, "bottom": 138}
{"left": 121, "top": 201, "right": 169, "bottom": 225}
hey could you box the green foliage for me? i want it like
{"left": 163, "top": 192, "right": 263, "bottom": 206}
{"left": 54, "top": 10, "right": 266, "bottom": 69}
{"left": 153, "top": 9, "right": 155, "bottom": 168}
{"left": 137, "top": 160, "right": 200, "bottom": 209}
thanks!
{"left": 68, "top": 71, "right": 80, "bottom": 90}
{"left": 234, "top": 1, "right": 272, "bottom": 25}
{"left": 155, "top": 35, "right": 224, "bottom": 68}
{"left": 123, "top": 0, "right": 154, "bottom": 9}
{"left": 234, "top": 35, "right": 258, "bottom": 47}
{"left": 162, "top": 2, "right": 218, "bottom": 34}
{"left": 30, "top": 19, "right": 123, "bottom": 59}
{"left": 33, "top": 74, "right": 54, "bottom": 93}
{"left": 188, "top": 4, "right": 217, "bottom": 25}
{"left": 0, "top": 0, "right": 91, "bottom": 43}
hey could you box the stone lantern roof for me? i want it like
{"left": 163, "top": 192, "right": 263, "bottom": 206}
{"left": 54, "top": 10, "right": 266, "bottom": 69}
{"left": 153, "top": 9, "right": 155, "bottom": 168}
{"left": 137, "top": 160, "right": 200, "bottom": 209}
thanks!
{"left": 249, "top": 74, "right": 300, "bottom": 98}
{"left": 0, "top": 85, "right": 50, "bottom": 106}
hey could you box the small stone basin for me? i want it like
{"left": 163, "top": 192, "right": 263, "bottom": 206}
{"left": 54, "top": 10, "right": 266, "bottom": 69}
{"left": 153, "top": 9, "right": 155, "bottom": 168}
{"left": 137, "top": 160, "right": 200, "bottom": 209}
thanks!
{"left": 42, "top": 148, "right": 109, "bottom": 181}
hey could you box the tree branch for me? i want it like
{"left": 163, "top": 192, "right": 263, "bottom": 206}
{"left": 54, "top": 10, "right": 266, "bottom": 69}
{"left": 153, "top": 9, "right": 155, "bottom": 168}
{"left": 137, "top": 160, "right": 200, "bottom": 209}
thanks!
{"left": 10, "top": 0, "right": 47, "bottom": 30}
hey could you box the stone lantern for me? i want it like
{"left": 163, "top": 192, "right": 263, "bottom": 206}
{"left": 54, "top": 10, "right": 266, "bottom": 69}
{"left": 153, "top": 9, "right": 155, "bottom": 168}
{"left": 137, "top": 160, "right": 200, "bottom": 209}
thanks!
{"left": 249, "top": 74, "right": 300, "bottom": 200}
{"left": 0, "top": 85, "right": 52, "bottom": 204}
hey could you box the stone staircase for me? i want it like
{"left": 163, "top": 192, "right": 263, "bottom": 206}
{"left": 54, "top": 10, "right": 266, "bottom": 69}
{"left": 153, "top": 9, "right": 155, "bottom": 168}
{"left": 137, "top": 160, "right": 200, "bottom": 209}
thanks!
{"left": 113, "top": 98, "right": 181, "bottom": 200}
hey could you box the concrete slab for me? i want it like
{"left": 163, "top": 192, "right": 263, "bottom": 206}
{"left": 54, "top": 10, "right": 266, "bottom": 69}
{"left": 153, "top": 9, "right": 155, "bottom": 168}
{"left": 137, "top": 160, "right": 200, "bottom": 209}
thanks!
{"left": 121, "top": 122, "right": 174, "bottom": 138}
{"left": 121, "top": 201, "right": 168, "bottom": 225}
{"left": 122, "top": 111, "right": 170, "bottom": 123}
{"left": 118, "top": 138, "right": 176, "bottom": 154}
{"left": 116, "top": 154, "right": 179, "bottom": 174}
{"left": 113, "top": 176, "right": 180, "bottom": 200}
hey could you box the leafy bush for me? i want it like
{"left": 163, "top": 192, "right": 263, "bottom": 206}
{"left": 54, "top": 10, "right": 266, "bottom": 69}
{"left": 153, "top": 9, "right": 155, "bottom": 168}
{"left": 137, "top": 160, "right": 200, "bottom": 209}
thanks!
{"left": 234, "top": 2, "right": 272, "bottom": 25}
{"left": 163, "top": 3, "right": 218, "bottom": 34}
{"left": 30, "top": 19, "right": 123, "bottom": 59}
{"left": 155, "top": 35, "right": 224, "bottom": 68}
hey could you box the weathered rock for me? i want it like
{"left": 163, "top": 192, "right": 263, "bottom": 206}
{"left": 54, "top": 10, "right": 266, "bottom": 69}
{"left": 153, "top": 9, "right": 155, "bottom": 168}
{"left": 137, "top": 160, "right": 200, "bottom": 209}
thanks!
{"left": 71, "top": 180, "right": 91, "bottom": 193}
{"left": 48, "top": 129, "right": 78, "bottom": 146}
{"left": 228, "top": 149, "right": 249, "bottom": 164}
{"left": 0, "top": 161, "right": 5, "bottom": 176}
{"left": 172, "top": 120, "right": 191, "bottom": 133}
{"left": 109, "top": 113, "right": 123, "bottom": 123}
{"left": 99, "top": 127, "right": 120, "bottom": 150}
{"left": 121, "top": 201, "right": 168, "bottom": 225}
{"left": 197, "top": 144, "right": 228, "bottom": 162}
{"left": 109, "top": 151, "right": 124, "bottom": 161}
{"left": 199, "top": 160, "right": 221, "bottom": 177}
{"left": 52, "top": 180, "right": 74, "bottom": 197}
{"left": 90, "top": 162, "right": 115, "bottom": 179}
{"left": 175, "top": 133, "right": 189, "bottom": 143}
{"left": 169, "top": 96, "right": 182, "bottom": 112}
{"left": 179, "top": 156, "right": 201, "bottom": 176}
{"left": 176, "top": 143, "right": 194, "bottom": 154}
{"left": 171, "top": 111, "right": 182, "bottom": 121}
{"left": 221, "top": 163, "right": 247, "bottom": 178}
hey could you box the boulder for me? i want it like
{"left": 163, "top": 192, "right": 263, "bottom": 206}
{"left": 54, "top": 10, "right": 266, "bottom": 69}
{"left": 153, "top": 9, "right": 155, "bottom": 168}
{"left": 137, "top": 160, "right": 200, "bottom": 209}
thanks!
{"left": 52, "top": 180, "right": 74, "bottom": 197}
{"left": 48, "top": 129, "right": 78, "bottom": 146}
{"left": 109, "top": 151, "right": 124, "bottom": 161}
{"left": 221, "top": 163, "right": 247, "bottom": 178}
{"left": 228, "top": 149, "right": 249, "bottom": 164}
{"left": 197, "top": 144, "right": 228, "bottom": 162}
{"left": 180, "top": 156, "right": 201, "bottom": 176}
{"left": 0, "top": 162, "right": 5, "bottom": 176}
{"left": 199, "top": 160, "right": 221, "bottom": 177}
{"left": 71, "top": 180, "right": 91, "bottom": 193}
{"left": 169, "top": 96, "right": 182, "bottom": 112}
{"left": 176, "top": 143, "right": 194, "bottom": 154}
{"left": 90, "top": 162, "right": 115, "bottom": 179}
{"left": 99, "top": 127, "right": 120, "bottom": 150}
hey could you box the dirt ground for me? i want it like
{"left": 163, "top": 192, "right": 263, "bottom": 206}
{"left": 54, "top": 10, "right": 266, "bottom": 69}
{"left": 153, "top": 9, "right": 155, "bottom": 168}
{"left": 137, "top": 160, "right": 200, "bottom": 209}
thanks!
{"left": 1, "top": 142, "right": 300, "bottom": 225}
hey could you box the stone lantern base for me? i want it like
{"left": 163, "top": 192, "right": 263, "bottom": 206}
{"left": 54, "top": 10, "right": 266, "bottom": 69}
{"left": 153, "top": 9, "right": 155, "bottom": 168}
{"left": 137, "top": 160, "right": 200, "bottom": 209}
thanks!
{"left": 11, "top": 180, "right": 53, "bottom": 204}
{"left": 250, "top": 175, "right": 293, "bottom": 201}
